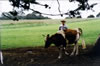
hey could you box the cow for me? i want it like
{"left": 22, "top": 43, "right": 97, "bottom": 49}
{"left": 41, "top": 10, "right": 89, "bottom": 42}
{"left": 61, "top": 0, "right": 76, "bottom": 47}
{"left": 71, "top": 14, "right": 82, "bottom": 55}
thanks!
{"left": 44, "top": 33, "right": 69, "bottom": 59}
{"left": 63, "top": 28, "right": 85, "bottom": 56}
{"left": 44, "top": 28, "right": 86, "bottom": 59}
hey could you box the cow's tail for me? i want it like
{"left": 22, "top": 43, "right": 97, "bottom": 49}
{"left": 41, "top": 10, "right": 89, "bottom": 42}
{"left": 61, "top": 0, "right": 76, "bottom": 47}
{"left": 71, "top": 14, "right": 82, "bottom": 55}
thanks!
{"left": 81, "top": 39, "right": 86, "bottom": 49}
{"left": 78, "top": 28, "right": 86, "bottom": 49}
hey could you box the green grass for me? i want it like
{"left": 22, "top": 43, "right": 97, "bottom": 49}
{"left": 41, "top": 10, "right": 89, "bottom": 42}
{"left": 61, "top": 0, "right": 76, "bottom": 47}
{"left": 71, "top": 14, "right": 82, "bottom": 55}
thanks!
{"left": 0, "top": 18, "right": 100, "bottom": 49}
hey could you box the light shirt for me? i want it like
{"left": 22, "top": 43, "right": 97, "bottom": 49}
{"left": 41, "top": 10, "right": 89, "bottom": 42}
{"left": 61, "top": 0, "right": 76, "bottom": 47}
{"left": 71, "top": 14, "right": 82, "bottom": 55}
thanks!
{"left": 59, "top": 24, "right": 68, "bottom": 30}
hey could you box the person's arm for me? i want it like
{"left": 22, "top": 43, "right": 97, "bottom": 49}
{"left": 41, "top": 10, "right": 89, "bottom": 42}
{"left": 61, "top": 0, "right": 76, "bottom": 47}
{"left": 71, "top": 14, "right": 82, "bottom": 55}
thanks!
{"left": 64, "top": 24, "right": 68, "bottom": 29}
{"left": 59, "top": 26, "right": 61, "bottom": 30}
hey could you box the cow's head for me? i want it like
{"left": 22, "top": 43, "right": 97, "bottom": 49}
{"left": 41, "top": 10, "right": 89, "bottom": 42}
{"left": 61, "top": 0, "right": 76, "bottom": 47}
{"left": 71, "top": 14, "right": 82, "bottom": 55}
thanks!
{"left": 44, "top": 34, "right": 52, "bottom": 48}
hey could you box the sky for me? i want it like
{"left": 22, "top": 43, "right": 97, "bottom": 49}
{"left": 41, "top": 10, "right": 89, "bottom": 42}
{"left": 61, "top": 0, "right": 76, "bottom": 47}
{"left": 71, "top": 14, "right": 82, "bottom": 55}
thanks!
{"left": 0, "top": 0, "right": 100, "bottom": 19}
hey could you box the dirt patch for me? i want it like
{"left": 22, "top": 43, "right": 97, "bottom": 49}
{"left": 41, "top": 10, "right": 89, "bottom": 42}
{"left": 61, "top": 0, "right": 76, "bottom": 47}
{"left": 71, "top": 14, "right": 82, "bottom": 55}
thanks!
{"left": 1, "top": 45, "right": 100, "bottom": 66}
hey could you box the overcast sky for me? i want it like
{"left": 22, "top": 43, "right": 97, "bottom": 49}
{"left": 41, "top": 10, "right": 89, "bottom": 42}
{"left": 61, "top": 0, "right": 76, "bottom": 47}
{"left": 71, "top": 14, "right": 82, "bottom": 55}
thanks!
{"left": 0, "top": 0, "right": 100, "bottom": 19}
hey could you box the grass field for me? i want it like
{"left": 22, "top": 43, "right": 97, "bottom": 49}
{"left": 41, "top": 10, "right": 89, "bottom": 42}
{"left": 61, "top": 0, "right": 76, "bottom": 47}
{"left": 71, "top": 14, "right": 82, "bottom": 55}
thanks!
{"left": 0, "top": 18, "right": 100, "bottom": 49}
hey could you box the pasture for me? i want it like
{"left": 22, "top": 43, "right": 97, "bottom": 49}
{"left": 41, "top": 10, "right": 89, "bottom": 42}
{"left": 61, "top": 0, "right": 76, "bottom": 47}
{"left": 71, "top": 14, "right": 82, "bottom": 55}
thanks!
{"left": 1, "top": 18, "right": 100, "bottom": 49}
{"left": 1, "top": 18, "right": 100, "bottom": 65}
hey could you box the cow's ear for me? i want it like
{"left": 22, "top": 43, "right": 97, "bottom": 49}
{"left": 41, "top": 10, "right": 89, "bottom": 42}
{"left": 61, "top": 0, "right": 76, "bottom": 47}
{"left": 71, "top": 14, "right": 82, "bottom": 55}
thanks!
{"left": 47, "top": 34, "right": 50, "bottom": 38}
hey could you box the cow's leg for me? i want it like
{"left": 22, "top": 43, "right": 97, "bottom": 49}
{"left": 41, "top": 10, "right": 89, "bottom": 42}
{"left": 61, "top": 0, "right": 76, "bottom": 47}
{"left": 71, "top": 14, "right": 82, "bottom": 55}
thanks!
{"left": 75, "top": 44, "right": 79, "bottom": 55}
{"left": 63, "top": 47, "right": 69, "bottom": 55}
{"left": 58, "top": 46, "right": 63, "bottom": 59}
{"left": 70, "top": 44, "right": 77, "bottom": 56}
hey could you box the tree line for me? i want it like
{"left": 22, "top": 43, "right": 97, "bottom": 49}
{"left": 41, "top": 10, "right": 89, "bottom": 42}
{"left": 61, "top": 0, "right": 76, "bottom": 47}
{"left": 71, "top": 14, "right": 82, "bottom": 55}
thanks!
{"left": 0, "top": 11, "right": 50, "bottom": 20}
{"left": 1, "top": 12, "right": 100, "bottom": 20}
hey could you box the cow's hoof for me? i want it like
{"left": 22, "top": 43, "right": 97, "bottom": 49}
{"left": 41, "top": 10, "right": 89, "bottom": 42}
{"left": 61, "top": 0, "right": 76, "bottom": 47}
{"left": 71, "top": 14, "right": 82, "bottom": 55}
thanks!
{"left": 75, "top": 53, "right": 78, "bottom": 56}
{"left": 70, "top": 53, "right": 74, "bottom": 56}
{"left": 65, "top": 52, "right": 69, "bottom": 55}
{"left": 70, "top": 55, "right": 74, "bottom": 56}
{"left": 58, "top": 56, "right": 61, "bottom": 59}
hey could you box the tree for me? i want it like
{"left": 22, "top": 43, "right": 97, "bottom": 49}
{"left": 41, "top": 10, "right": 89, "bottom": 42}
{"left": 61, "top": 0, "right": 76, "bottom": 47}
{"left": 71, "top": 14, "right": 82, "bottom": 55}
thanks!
{"left": 25, "top": 11, "right": 50, "bottom": 19}
{"left": 87, "top": 15, "right": 95, "bottom": 18}
{"left": 96, "top": 12, "right": 100, "bottom": 18}
{"left": 77, "top": 16, "right": 82, "bottom": 18}
{"left": 2, "top": 0, "right": 98, "bottom": 20}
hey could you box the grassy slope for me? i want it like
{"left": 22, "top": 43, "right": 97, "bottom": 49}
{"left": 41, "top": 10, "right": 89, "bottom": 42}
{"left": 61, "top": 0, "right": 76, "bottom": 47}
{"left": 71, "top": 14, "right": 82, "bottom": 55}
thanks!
{"left": 1, "top": 18, "right": 100, "bottom": 49}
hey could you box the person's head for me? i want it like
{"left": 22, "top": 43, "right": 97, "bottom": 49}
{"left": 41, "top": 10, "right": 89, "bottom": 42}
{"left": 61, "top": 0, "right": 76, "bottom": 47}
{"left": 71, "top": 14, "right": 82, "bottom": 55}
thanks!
{"left": 61, "top": 20, "right": 66, "bottom": 25}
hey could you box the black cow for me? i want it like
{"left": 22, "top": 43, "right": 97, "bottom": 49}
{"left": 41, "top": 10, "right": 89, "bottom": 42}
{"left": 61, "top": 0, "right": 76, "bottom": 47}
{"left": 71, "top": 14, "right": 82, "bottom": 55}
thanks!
{"left": 44, "top": 34, "right": 69, "bottom": 59}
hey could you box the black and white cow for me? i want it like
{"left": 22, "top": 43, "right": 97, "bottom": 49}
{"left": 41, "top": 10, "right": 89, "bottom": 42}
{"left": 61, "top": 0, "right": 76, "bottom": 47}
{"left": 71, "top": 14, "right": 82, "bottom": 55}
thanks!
{"left": 44, "top": 33, "right": 69, "bottom": 59}
{"left": 44, "top": 28, "right": 86, "bottom": 59}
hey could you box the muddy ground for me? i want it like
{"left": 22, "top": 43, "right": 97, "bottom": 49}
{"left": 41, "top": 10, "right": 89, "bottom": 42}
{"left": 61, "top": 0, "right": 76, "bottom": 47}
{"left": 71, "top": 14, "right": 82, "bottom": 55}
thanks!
{"left": 1, "top": 45, "right": 100, "bottom": 66}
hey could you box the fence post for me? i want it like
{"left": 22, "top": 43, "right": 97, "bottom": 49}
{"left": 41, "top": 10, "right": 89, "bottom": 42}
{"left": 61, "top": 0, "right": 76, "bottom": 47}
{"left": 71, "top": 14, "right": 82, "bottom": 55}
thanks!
{"left": 0, "top": 24, "right": 3, "bottom": 64}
